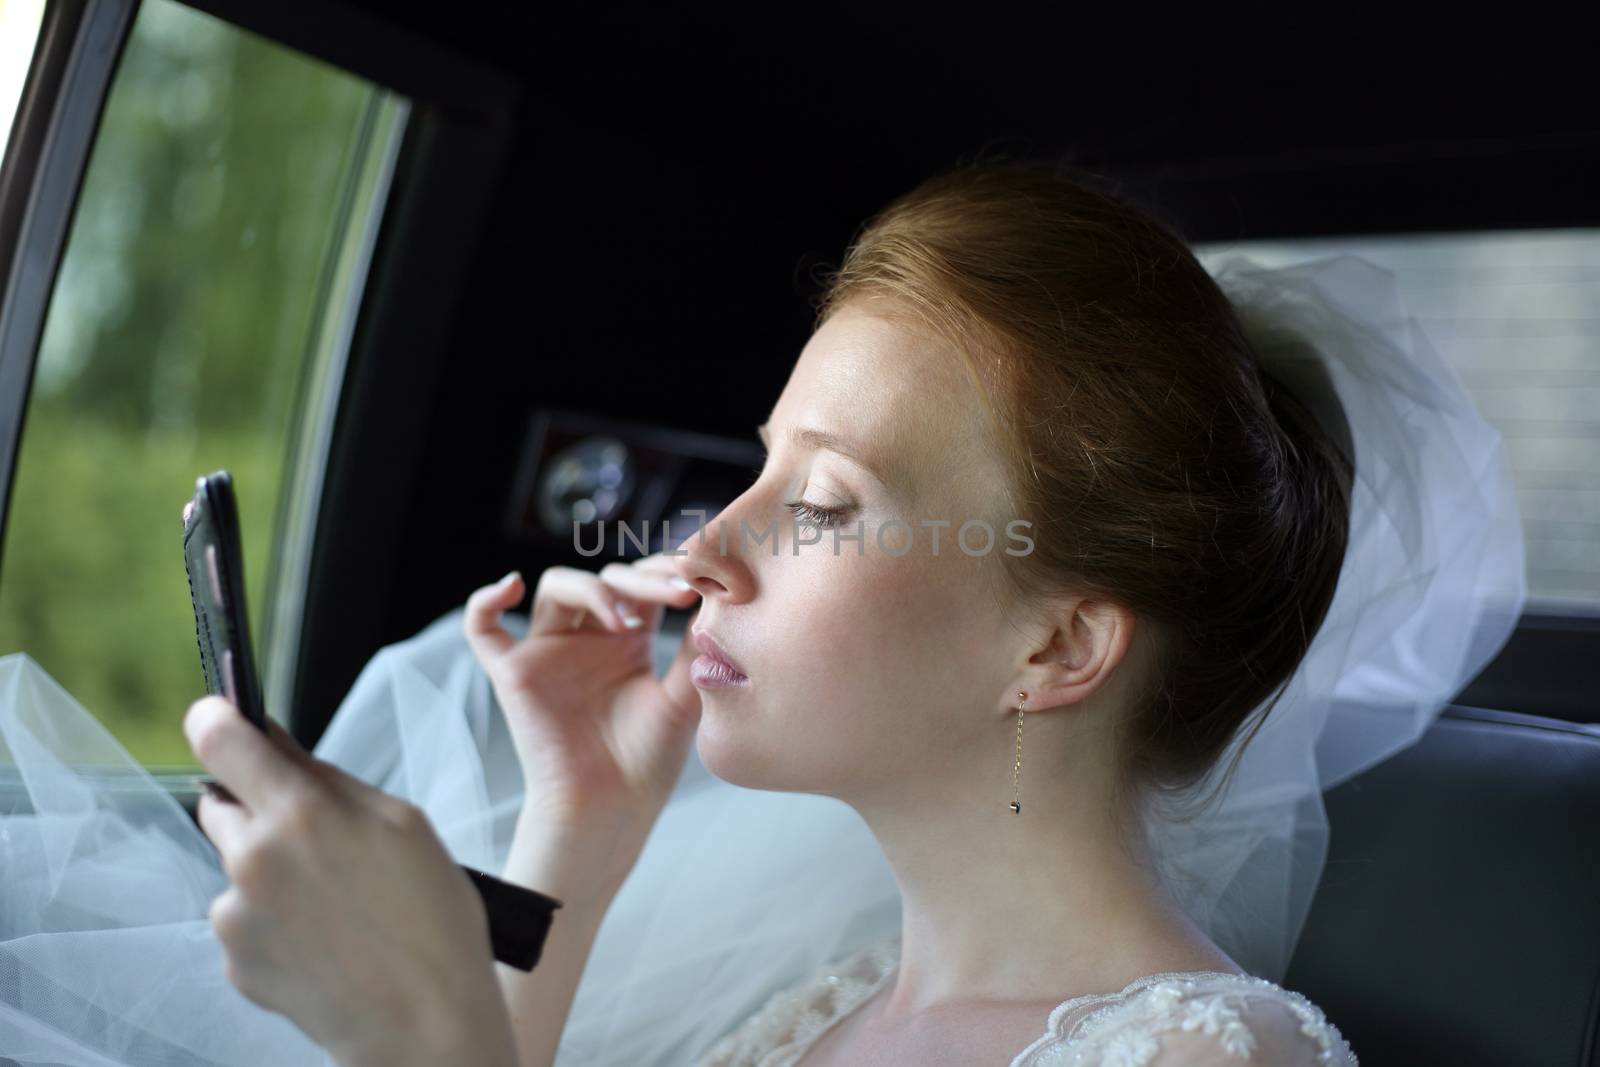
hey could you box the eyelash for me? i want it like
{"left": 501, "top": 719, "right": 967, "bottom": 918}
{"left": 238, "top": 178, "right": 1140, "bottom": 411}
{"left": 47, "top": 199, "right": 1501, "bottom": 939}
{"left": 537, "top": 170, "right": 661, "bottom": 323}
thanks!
{"left": 786, "top": 500, "right": 851, "bottom": 529}
{"left": 753, "top": 451, "right": 853, "bottom": 530}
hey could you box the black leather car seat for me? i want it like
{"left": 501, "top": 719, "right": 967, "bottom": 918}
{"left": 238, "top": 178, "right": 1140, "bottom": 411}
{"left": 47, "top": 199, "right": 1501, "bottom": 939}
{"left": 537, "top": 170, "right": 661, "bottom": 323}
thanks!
{"left": 1285, "top": 705, "right": 1600, "bottom": 1066}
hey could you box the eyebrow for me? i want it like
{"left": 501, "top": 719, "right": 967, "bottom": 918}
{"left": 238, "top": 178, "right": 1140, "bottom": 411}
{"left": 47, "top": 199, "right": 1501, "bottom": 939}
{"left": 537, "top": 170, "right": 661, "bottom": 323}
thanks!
{"left": 756, "top": 421, "right": 900, "bottom": 491}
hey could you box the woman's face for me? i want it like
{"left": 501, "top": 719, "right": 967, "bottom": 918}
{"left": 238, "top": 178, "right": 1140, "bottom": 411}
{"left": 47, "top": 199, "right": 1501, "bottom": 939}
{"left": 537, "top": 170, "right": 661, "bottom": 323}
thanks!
{"left": 675, "top": 299, "right": 1028, "bottom": 801}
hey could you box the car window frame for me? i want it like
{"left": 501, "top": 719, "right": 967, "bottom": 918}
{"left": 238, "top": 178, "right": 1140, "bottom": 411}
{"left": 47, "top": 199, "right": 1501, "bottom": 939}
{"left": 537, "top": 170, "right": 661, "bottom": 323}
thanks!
{"left": 0, "top": 0, "right": 519, "bottom": 802}
{"left": 0, "top": 0, "right": 136, "bottom": 547}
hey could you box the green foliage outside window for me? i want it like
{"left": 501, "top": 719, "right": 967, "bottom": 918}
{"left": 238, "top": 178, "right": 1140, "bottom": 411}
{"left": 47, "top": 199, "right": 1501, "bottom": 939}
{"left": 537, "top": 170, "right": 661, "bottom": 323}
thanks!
{"left": 0, "top": 0, "right": 381, "bottom": 766}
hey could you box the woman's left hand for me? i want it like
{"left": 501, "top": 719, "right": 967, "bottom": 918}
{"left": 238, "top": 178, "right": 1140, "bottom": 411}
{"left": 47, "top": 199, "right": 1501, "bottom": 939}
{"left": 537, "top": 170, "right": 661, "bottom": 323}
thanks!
{"left": 184, "top": 695, "right": 520, "bottom": 1067}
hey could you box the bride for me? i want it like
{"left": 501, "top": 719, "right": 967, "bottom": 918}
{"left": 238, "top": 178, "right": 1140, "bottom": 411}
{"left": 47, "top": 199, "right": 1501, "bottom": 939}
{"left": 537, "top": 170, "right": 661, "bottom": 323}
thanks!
{"left": 6, "top": 155, "right": 1524, "bottom": 1066}
{"left": 458, "top": 159, "right": 1365, "bottom": 1066}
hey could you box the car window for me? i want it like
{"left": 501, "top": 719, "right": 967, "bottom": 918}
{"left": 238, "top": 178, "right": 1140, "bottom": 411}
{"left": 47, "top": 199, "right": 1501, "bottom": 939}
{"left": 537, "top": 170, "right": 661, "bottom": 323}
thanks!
{"left": 1195, "top": 232, "right": 1597, "bottom": 615}
{"left": 0, "top": 0, "right": 407, "bottom": 769}
{"left": 0, "top": 0, "right": 46, "bottom": 159}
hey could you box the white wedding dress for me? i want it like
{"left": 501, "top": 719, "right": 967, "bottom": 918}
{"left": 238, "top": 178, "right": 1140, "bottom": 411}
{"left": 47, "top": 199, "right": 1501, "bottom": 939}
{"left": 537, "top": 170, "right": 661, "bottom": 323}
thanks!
{"left": 695, "top": 933, "right": 1358, "bottom": 1066}
{"left": 0, "top": 606, "right": 1360, "bottom": 1067}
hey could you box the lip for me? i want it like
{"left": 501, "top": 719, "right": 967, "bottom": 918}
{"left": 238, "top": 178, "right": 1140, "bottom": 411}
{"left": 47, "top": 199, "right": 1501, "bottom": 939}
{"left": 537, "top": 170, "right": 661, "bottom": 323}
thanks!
{"left": 691, "top": 627, "right": 748, "bottom": 678}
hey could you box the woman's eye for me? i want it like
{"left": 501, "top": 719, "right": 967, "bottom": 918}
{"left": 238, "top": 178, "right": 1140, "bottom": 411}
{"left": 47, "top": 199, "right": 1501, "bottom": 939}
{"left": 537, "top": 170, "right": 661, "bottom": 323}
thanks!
{"left": 786, "top": 499, "right": 850, "bottom": 530}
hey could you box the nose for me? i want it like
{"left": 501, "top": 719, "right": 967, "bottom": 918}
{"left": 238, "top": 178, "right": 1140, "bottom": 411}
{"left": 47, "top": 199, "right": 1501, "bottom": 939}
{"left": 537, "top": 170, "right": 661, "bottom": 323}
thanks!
{"left": 671, "top": 503, "right": 756, "bottom": 603}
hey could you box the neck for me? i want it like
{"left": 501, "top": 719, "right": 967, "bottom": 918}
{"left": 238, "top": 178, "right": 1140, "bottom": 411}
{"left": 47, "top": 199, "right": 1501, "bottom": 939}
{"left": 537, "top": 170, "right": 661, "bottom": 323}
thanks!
{"left": 843, "top": 734, "right": 1239, "bottom": 1023}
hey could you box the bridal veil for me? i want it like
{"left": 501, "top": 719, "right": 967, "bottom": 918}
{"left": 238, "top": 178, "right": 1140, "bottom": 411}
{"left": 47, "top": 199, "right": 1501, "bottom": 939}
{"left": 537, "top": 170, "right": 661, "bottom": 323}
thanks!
{"left": 0, "top": 253, "right": 1527, "bottom": 1065}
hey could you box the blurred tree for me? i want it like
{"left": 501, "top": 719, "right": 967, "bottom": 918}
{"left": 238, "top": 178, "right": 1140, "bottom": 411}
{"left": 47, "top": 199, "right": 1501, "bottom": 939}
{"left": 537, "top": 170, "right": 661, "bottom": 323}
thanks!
{"left": 0, "top": 0, "right": 383, "bottom": 766}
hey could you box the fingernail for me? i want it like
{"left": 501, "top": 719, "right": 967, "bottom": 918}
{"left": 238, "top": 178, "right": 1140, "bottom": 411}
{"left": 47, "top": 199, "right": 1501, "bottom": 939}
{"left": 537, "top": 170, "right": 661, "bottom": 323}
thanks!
{"left": 184, "top": 696, "right": 223, "bottom": 747}
{"left": 669, "top": 576, "right": 692, "bottom": 590}
{"left": 615, "top": 601, "right": 643, "bottom": 628}
{"left": 500, "top": 570, "right": 520, "bottom": 588}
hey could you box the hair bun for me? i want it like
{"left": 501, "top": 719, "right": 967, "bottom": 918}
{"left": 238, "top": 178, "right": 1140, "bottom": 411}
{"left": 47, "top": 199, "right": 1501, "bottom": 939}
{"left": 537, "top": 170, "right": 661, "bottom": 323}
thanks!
{"left": 1254, "top": 334, "right": 1356, "bottom": 475}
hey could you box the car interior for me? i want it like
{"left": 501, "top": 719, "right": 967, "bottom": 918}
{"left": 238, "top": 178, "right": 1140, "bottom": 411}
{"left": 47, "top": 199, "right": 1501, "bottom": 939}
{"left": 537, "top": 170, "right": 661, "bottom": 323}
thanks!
{"left": 1, "top": 4, "right": 1596, "bottom": 1065}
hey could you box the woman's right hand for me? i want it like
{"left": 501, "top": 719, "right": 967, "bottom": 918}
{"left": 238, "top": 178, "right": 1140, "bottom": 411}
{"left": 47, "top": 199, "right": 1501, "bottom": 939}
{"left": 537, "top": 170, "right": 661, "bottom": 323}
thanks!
{"left": 462, "top": 553, "right": 703, "bottom": 866}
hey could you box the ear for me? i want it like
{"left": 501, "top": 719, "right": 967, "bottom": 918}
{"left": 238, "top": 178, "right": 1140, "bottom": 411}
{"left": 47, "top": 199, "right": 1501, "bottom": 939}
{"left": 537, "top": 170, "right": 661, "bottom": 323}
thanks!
{"left": 1014, "top": 597, "right": 1136, "bottom": 715}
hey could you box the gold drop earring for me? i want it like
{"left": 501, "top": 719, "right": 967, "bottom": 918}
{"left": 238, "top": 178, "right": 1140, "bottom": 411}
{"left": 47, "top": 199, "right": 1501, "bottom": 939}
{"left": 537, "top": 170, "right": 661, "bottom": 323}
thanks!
{"left": 1009, "top": 691, "right": 1026, "bottom": 814}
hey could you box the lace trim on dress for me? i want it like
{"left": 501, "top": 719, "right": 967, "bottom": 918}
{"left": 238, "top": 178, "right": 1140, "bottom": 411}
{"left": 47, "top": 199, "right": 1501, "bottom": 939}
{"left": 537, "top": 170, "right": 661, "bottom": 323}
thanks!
{"left": 695, "top": 938, "right": 902, "bottom": 1067}
{"left": 1011, "top": 968, "right": 1359, "bottom": 1065}
{"left": 694, "top": 936, "right": 1358, "bottom": 1067}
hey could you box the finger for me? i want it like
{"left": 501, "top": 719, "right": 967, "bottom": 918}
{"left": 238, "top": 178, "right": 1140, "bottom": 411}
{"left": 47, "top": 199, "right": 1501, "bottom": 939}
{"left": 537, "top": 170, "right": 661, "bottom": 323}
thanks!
{"left": 526, "top": 566, "right": 633, "bottom": 638}
{"left": 570, "top": 604, "right": 615, "bottom": 634}
{"left": 184, "top": 696, "right": 313, "bottom": 814}
{"left": 463, "top": 571, "right": 525, "bottom": 663}
{"left": 197, "top": 786, "right": 252, "bottom": 857}
{"left": 598, "top": 561, "right": 700, "bottom": 617}
{"left": 633, "top": 552, "right": 702, "bottom": 603}
{"left": 208, "top": 886, "right": 281, "bottom": 1000}
{"left": 631, "top": 551, "right": 695, "bottom": 582}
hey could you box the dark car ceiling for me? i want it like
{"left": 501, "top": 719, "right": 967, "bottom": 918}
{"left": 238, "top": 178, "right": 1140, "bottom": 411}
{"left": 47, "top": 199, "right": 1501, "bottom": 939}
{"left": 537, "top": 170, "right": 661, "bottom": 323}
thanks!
{"left": 337, "top": 3, "right": 1600, "bottom": 237}
{"left": 268, "top": 2, "right": 1598, "bottom": 733}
